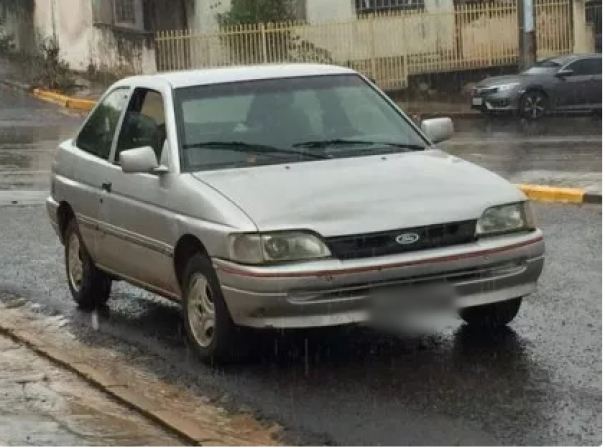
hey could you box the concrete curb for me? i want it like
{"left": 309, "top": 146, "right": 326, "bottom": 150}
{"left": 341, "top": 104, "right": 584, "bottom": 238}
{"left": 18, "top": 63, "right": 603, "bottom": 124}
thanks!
{"left": 0, "top": 317, "right": 279, "bottom": 446}
{"left": 516, "top": 184, "right": 602, "bottom": 204}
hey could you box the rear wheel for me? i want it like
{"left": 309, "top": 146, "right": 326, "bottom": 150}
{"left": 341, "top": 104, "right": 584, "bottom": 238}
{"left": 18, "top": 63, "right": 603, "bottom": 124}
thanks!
{"left": 519, "top": 91, "right": 548, "bottom": 120}
{"left": 458, "top": 298, "right": 522, "bottom": 328}
{"left": 181, "top": 253, "right": 239, "bottom": 364}
{"left": 64, "top": 219, "right": 112, "bottom": 310}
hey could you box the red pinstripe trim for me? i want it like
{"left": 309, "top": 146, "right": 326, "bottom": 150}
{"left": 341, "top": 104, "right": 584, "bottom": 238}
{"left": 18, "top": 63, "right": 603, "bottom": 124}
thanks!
{"left": 216, "top": 235, "right": 544, "bottom": 279}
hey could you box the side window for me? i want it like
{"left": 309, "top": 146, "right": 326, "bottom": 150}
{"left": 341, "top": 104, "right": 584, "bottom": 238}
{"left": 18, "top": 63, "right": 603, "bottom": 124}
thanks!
{"left": 586, "top": 58, "right": 602, "bottom": 75}
{"left": 76, "top": 88, "right": 129, "bottom": 159}
{"left": 567, "top": 59, "right": 599, "bottom": 75}
{"left": 115, "top": 89, "right": 167, "bottom": 163}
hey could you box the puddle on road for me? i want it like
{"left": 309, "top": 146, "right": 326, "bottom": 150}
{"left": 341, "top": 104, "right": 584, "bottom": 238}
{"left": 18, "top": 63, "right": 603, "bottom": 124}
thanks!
{"left": 0, "top": 124, "right": 78, "bottom": 191}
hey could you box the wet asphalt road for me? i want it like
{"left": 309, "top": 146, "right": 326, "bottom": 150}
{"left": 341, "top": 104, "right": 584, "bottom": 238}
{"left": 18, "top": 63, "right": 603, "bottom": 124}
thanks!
{"left": 0, "top": 87, "right": 81, "bottom": 193}
{"left": 0, "top": 85, "right": 602, "bottom": 445}
{"left": 0, "top": 203, "right": 600, "bottom": 445}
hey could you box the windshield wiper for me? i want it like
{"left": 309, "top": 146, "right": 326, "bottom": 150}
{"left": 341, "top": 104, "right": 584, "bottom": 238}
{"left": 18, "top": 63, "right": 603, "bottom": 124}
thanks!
{"left": 183, "top": 141, "right": 329, "bottom": 160}
{"left": 293, "top": 138, "right": 426, "bottom": 150}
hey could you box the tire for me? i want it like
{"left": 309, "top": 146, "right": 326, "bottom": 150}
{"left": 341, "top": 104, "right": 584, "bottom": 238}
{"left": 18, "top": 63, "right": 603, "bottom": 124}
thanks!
{"left": 64, "top": 219, "right": 112, "bottom": 310}
{"left": 458, "top": 298, "right": 522, "bottom": 328}
{"left": 519, "top": 91, "right": 548, "bottom": 120}
{"left": 181, "top": 253, "right": 239, "bottom": 364}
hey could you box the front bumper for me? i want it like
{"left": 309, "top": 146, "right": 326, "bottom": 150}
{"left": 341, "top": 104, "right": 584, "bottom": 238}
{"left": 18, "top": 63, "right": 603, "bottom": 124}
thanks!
{"left": 471, "top": 88, "right": 522, "bottom": 113}
{"left": 46, "top": 195, "right": 62, "bottom": 241}
{"left": 214, "top": 230, "right": 545, "bottom": 329}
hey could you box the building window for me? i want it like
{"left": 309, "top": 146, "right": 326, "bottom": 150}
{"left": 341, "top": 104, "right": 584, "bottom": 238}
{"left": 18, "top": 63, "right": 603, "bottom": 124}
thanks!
{"left": 355, "top": 0, "right": 425, "bottom": 15}
{"left": 114, "top": 0, "right": 137, "bottom": 25}
{"left": 92, "top": 0, "right": 144, "bottom": 29}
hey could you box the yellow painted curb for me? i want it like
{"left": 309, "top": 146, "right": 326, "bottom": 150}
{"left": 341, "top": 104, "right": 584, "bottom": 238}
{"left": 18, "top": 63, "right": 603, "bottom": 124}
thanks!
{"left": 66, "top": 98, "right": 97, "bottom": 110}
{"left": 33, "top": 88, "right": 96, "bottom": 111}
{"left": 32, "top": 88, "right": 69, "bottom": 107}
{"left": 516, "top": 184, "right": 587, "bottom": 203}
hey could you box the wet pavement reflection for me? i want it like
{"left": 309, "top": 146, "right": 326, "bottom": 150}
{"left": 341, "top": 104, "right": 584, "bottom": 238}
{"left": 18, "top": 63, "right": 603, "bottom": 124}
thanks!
{"left": 0, "top": 86, "right": 81, "bottom": 191}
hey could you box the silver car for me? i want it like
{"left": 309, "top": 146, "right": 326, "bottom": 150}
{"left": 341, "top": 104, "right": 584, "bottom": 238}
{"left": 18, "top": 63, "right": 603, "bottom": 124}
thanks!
{"left": 46, "top": 64, "right": 545, "bottom": 363}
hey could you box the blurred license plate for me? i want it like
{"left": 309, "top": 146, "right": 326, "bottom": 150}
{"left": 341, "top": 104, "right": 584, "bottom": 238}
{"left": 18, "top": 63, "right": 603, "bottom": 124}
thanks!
{"left": 472, "top": 97, "right": 483, "bottom": 106}
{"left": 370, "top": 283, "right": 456, "bottom": 321}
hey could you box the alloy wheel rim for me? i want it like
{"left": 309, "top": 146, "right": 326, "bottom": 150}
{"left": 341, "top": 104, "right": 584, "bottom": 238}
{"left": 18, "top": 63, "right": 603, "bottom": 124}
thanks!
{"left": 523, "top": 95, "right": 545, "bottom": 119}
{"left": 67, "top": 232, "right": 84, "bottom": 292}
{"left": 187, "top": 273, "right": 216, "bottom": 348}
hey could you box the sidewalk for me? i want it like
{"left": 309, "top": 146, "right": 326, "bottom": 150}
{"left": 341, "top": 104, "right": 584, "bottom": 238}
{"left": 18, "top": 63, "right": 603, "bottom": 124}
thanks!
{"left": 0, "top": 333, "right": 182, "bottom": 445}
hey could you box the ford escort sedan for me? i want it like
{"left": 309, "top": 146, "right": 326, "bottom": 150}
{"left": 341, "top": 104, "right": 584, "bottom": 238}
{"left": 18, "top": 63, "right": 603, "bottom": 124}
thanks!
{"left": 46, "top": 64, "right": 545, "bottom": 363}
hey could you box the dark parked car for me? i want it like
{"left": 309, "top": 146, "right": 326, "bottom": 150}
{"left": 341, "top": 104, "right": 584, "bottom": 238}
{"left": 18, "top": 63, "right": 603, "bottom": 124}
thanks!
{"left": 471, "top": 53, "right": 602, "bottom": 119}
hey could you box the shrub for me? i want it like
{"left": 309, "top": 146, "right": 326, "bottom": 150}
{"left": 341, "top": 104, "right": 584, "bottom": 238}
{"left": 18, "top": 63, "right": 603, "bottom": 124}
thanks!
{"left": 32, "top": 37, "right": 77, "bottom": 91}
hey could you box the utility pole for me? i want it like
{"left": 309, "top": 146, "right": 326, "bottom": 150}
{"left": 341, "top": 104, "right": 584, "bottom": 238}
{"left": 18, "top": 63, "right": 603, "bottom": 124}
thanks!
{"left": 518, "top": 0, "right": 537, "bottom": 70}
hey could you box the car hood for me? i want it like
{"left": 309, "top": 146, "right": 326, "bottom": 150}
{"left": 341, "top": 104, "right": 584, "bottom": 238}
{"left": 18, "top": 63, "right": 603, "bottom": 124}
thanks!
{"left": 191, "top": 150, "right": 526, "bottom": 236}
{"left": 476, "top": 74, "right": 525, "bottom": 87}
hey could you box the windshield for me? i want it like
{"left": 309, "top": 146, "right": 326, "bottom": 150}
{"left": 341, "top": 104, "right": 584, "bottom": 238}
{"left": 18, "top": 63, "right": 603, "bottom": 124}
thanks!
{"left": 173, "top": 74, "right": 428, "bottom": 172}
{"left": 522, "top": 58, "right": 563, "bottom": 74}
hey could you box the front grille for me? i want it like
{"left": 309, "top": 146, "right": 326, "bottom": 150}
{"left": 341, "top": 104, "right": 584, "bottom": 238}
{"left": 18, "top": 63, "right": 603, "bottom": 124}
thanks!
{"left": 473, "top": 86, "right": 498, "bottom": 96}
{"left": 325, "top": 220, "right": 477, "bottom": 260}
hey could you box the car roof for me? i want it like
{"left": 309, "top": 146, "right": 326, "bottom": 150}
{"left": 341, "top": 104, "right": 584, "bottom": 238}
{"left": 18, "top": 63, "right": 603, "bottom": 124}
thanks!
{"left": 120, "top": 63, "right": 358, "bottom": 89}
{"left": 548, "top": 53, "right": 601, "bottom": 64}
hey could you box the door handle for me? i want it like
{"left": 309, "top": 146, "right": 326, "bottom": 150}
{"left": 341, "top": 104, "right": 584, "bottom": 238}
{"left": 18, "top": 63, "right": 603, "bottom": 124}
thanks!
{"left": 101, "top": 182, "right": 112, "bottom": 193}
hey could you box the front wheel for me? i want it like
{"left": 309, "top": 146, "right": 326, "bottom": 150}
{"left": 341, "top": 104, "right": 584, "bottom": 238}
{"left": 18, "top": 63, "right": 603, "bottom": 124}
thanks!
{"left": 458, "top": 298, "right": 523, "bottom": 328}
{"left": 64, "top": 219, "right": 112, "bottom": 310}
{"left": 181, "top": 254, "right": 239, "bottom": 364}
{"left": 519, "top": 91, "right": 548, "bottom": 120}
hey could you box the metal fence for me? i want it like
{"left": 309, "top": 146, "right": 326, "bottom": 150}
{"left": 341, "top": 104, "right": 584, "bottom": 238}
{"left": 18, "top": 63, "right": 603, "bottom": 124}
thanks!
{"left": 156, "top": 0, "right": 576, "bottom": 90}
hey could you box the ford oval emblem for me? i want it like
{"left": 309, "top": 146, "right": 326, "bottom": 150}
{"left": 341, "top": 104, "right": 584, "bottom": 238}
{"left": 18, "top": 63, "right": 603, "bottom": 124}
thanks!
{"left": 395, "top": 233, "right": 420, "bottom": 245}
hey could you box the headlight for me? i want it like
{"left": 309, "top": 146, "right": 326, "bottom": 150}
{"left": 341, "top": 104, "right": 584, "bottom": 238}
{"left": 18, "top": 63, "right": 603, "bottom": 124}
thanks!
{"left": 476, "top": 202, "right": 536, "bottom": 236}
{"left": 495, "top": 82, "right": 520, "bottom": 92}
{"left": 228, "top": 232, "right": 331, "bottom": 264}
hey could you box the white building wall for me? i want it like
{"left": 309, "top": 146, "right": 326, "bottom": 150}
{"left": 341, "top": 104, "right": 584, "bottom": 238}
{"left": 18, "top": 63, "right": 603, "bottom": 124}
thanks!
{"left": 33, "top": 0, "right": 156, "bottom": 74}
{"left": 305, "top": 0, "right": 355, "bottom": 23}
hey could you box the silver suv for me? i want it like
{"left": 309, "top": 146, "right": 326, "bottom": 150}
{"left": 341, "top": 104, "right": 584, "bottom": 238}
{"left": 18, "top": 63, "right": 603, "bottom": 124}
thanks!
{"left": 46, "top": 64, "right": 545, "bottom": 363}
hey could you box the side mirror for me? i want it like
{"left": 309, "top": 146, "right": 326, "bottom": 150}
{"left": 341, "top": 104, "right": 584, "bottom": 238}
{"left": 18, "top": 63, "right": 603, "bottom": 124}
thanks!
{"left": 119, "top": 146, "right": 168, "bottom": 174}
{"left": 556, "top": 68, "right": 574, "bottom": 78}
{"left": 420, "top": 117, "right": 454, "bottom": 144}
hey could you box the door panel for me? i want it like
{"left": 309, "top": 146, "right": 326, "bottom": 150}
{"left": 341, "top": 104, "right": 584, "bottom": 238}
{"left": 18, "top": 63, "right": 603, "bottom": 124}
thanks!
{"left": 67, "top": 87, "right": 130, "bottom": 261}
{"left": 553, "top": 75, "right": 591, "bottom": 108}
{"left": 98, "top": 167, "right": 179, "bottom": 297}
{"left": 63, "top": 144, "right": 109, "bottom": 260}
{"left": 555, "top": 58, "right": 600, "bottom": 108}
{"left": 96, "top": 87, "right": 180, "bottom": 297}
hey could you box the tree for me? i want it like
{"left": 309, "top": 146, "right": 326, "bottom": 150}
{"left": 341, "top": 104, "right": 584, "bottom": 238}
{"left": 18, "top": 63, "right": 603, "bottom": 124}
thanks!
{"left": 217, "top": 0, "right": 296, "bottom": 25}
{"left": 215, "top": 0, "right": 333, "bottom": 65}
